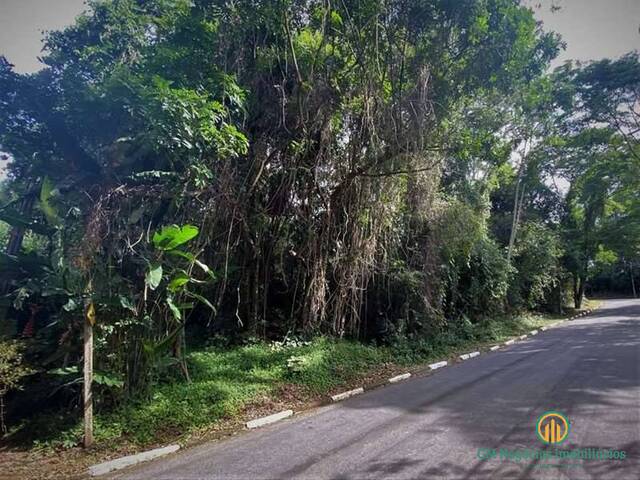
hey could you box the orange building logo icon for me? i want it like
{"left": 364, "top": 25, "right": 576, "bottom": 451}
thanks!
{"left": 536, "top": 411, "right": 570, "bottom": 444}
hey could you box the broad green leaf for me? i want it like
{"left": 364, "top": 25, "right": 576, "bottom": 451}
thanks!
{"left": 166, "top": 296, "right": 182, "bottom": 320}
{"left": 166, "top": 249, "right": 196, "bottom": 262}
{"left": 93, "top": 371, "right": 124, "bottom": 388}
{"left": 62, "top": 298, "right": 78, "bottom": 312}
{"left": 168, "top": 273, "right": 190, "bottom": 292}
{"left": 186, "top": 290, "right": 216, "bottom": 313}
{"left": 0, "top": 209, "right": 54, "bottom": 235}
{"left": 145, "top": 264, "right": 163, "bottom": 290}
{"left": 152, "top": 224, "right": 199, "bottom": 250}
{"left": 119, "top": 295, "right": 137, "bottom": 313}
{"left": 39, "top": 176, "right": 60, "bottom": 226}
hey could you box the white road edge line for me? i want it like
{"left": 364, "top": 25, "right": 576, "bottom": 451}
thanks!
{"left": 89, "top": 306, "right": 601, "bottom": 477}
{"left": 246, "top": 410, "right": 294, "bottom": 429}
{"left": 331, "top": 387, "right": 364, "bottom": 402}
{"left": 388, "top": 373, "right": 411, "bottom": 383}
{"left": 88, "top": 445, "right": 180, "bottom": 477}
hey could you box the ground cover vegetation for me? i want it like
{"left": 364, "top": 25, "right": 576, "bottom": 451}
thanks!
{"left": 0, "top": 0, "right": 637, "bottom": 450}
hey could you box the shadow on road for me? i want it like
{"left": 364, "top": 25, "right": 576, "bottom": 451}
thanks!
{"left": 329, "top": 301, "right": 640, "bottom": 479}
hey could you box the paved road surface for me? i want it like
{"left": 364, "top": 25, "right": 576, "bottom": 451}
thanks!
{"left": 115, "top": 299, "right": 639, "bottom": 479}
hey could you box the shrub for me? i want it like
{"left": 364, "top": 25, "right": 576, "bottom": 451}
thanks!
{"left": 436, "top": 200, "right": 511, "bottom": 321}
{"left": 0, "top": 340, "right": 32, "bottom": 433}
{"left": 509, "top": 222, "right": 564, "bottom": 311}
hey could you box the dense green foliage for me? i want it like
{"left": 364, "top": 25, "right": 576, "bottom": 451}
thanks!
{"left": 0, "top": 340, "right": 31, "bottom": 433}
{"left": 18, "top": 313, "right": 555, "bottom": 448}
{"left": 0, "top": 0, "right": 637, "bottom": 446}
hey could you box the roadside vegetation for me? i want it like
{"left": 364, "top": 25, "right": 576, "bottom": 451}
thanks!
{"left": 8, "top": 306, "right": 588, "bottom": 451}
{"left": 0, "top": 0, "right": 637, "bottom": 466}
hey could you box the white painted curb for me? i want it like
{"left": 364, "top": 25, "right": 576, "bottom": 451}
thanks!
{"left": 388, "top": 373, "right": 411, "bottom": 383}
{"left": 519, "top": 335, "right": 527, "bottom": 340}
{"left": 88, "top": 444, "right": 180, "bottom": 477}
{"left": 529, "top": 330, "right": 538, "bottom": 335}
{"left": 540, "top": 326, "right": 547, "bottom": 331}
{"left": 429, "top": 361, "right": 448, "bottom": 370}
{"left": 459, "top": 351, "right": 480, "bottom": 361}
{"left": 504, "top": 339, "right": 515, "bottom": 345}
{"left": 246, "top": 409, "right": 293, "bottom": 429}
{"left": 331, "top": 387, "right": 364, "bottom": 402}
{"left": 489, "top": 345, "right": 500, "bottom": 351}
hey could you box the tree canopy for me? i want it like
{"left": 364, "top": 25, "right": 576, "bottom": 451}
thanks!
{"left": 0, "top": 0, "right": 638, "bottom": 445}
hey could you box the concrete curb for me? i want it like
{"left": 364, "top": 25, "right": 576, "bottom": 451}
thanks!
{"left": 388, "top": 373, "right": 411, "bottom": 383}
{"left": 246, "top": 409, "right": 293, "bottom": 429}
{"left": 88, "top": 444, "right": 180, "bottom": 477}
{"left": 85, "top": 302, "right": 603, "bottom": 477}
{"left": 429, "top": 360, "right": 448, "bottom": 370}
{"left": 568, "top": 307, "right": 596, "bottom": 321}
{"left": 459, "top": 351, "right": 480, "bottom": 361}
{"left": 331, "top": 387, "right": 364, "bottom": 402}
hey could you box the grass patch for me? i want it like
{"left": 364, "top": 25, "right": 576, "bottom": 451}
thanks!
{"left": 389, "top": 312, "right": 559, "bottom": 364}
{"left": 9, "top": 308, "right": 589, "bottom": 450}
{"left": 14, "top": 337, "right": 393, "bottom": 448}
{"left": 106, "top": 338, "right": 392, "bottom": 444}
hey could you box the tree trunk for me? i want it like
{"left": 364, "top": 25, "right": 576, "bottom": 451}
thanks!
{"left": 507, "top": 146, "right": 529, "bottom": 264}
{"left": 506, "top": 179, "right": 521, "bottom": 264}
{"left": 83, "top": 301, "right": 94, "bottom": 448}
{"left": 573, "top": 275, "right": 585, "bottom": 309}
{"left": 0, "top": 395, "right": 6, "bottom": 434}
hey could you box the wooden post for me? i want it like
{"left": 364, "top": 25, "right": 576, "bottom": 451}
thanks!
{"left": 84, "top": 301, "right": 95, "bottom": 448}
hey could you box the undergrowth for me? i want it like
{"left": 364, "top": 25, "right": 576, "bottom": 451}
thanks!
{"left": 8, "top": 308, "right": 588, "bottom": 450}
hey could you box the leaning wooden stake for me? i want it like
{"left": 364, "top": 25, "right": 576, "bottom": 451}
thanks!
{"left": 84, "top": 299, "right": 95, "bottom": 447}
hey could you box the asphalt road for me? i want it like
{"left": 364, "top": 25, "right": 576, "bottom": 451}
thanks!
{"left": 115, "top": 299, "right": 640, "bottom": 479}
